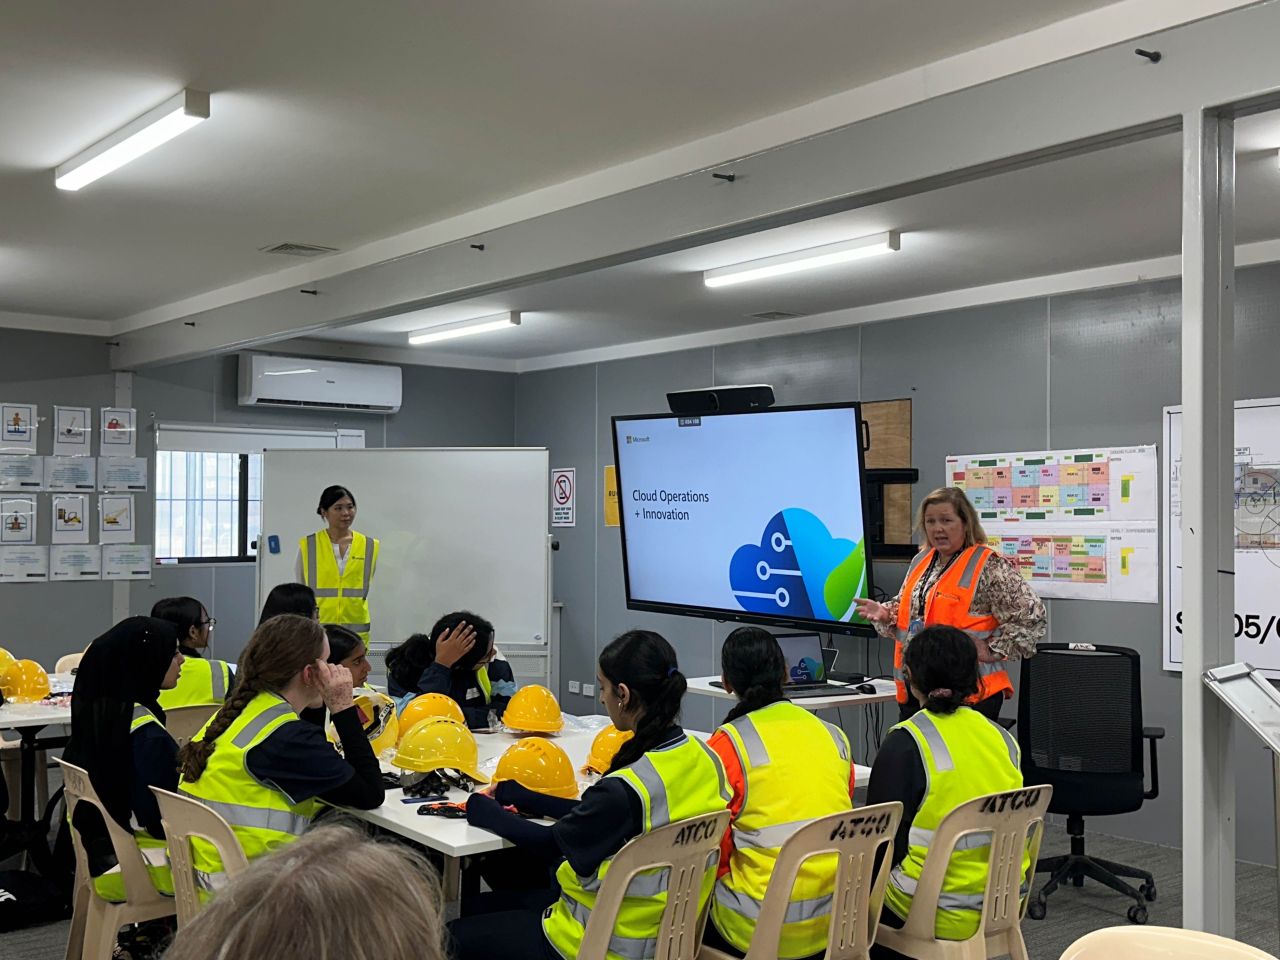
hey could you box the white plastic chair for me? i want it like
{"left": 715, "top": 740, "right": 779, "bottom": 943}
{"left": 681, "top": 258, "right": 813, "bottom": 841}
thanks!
{"left": 580, "top": 810, "right": 732, "bottom": 960}
{"left": 699, "top": 802, "right": 903, "bottom": 960}
{"left": 57, "top": 759, "right": 174, "bottom": 960}
{"left": 55, "top": 653, "right": 84, "bottom": 674}
{"left": 163, "top": 704, "right": 220, "bottom": 748}
{"left": 875, "top": 785, "right": 1052, "bottom": 960}
{"left": 150, "top": 786, "right": 249, "bottom": 925}
{"left": 1060, "top": 926, "right": 1278, "bottom": 960}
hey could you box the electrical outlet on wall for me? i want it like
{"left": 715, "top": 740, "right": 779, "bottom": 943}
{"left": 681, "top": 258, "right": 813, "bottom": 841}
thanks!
{"left": 582, "top": 682, "right": 595, "bottom": 697}
{"left": 568, "top": 680, "right": 581, "bottom": 694}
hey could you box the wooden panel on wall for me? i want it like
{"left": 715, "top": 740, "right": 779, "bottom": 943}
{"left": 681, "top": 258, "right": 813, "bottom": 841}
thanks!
{"left": 862, "top": 398, "right": 913, "bottom": 548}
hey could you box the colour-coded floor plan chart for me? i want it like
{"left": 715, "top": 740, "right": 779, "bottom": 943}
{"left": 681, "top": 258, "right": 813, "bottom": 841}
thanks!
{"left": 987, "top": 532, "right": 1108, "bottom": 583}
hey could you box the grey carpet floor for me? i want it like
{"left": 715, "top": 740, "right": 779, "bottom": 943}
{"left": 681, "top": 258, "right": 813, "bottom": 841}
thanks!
{"left": 3, "top": 826, "right": 1277, "bottom": 959}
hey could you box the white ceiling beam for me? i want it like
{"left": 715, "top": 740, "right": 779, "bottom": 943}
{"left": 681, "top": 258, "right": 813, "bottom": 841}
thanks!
{"left": 0, "top": 310, "right": 109, "bottom": 337}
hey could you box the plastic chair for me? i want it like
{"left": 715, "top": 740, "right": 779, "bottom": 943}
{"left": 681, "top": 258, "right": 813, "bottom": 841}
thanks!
{"left": 699, "top": 802, "right": 904, "bottom": 960}
{"left": 875, "top": 785, "right": 1052, "bottom": 960}
{"left": 1060, "top": 926, "right": 1278, "bottom": 959}
{"left": 56, "top": 759, "right": 174, "bottom": 960}
{"left": 580, "top": 810, "right": 732, "bottom": 960}
{"left": 55, "top": 652, "right": 84, "bottom": 673}
{"left": 163, "top": 704, "right": 220, "bottom": 748}
{"left": 150, "top": 786, "right": 249, "bottom": 925}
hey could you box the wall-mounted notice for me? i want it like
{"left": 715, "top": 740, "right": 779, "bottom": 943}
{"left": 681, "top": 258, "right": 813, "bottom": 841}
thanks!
{"left": 0, "top": 402, "right": 38, "bottom": 454}
{"left": 984, "top": 522, "right": 1158, "bottom": 602}
{"left": 46, "top": 456, "right": 97, "bottom": 492}
{"left": 0, "top": 456, "right": 44, "bottom": 491}
{"left": 551, "top": 467, "right": 576, "bottom": 527}
{"left": 99, "top": 457, "right": 148, "bottom": 491}
{"left": 100, "top": 408, "right": 137, "bottom": 457}
{"left": 0, "top": 497, "right": 36, "bottom": 545}
{"left": 53, "top": 406, "right": 92, "bottom": 456}
{"left": 50, "top": 544, "right": 102, "bottom": 581}
{"left": 604, "top": 465, "right": 620, "bottom": 528}
{"left": 51, "top": 493, "right": 90, "bottom": 544}
{"left": 102, "top": 544, "right": 151, "bottom": 580}
{"left": 0, "top": 545, "right": 49, "bottom": 582}
{"left": 98, "top": 494, "right": 135, "bottom": 544}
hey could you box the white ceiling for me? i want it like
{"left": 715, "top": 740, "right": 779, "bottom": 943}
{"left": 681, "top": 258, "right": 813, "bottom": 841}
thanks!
{"left": 0, "top": 0, "right": 1127, "bottom": 321}
{"left": 307, "top": 112, "right": 1280, "bottom": 362}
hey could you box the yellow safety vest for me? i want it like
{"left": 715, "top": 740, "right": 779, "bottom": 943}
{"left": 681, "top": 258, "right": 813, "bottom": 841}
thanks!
{"left": 884, "top": 707, "right": 1024, "bottom": 940}
{"left": 711, "top": 701, "right": 853, "bottom": 959}
{"left": 90, "top": 706, "right": 176, "bottom": 902}
{"left": 542, "top": 735, "right": 731, "bottom": 960}
{"left": 157, "top": 656, "right": 231, "bottom": 709}
{"left": 179, "top": 692, "right": 321, "bottom": 886}
{"left": 299, "top": 529, "right": 379, "bottom": 645}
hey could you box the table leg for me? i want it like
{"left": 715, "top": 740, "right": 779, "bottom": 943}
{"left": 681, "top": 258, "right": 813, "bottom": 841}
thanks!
{"left": 19, "top": 729, "right": 37, "bottom": 823}
{"left": 443, "top": 856, "right": 462, "bottom": 903}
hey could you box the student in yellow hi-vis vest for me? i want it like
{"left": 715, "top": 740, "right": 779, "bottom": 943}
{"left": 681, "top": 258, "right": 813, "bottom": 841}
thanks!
{"left": 63, "top": 617, "right": 186, "bottom": 903}
{"left": 705, "top": 627, "right": 856, "bottom": 960}
{"left": 296, "top": 485, "right": 380, "bottom": 646}
{"left": 448, "top": 630, "right": 731, "bottom": 960}
{"left": 177, "top": 614, "right": 384, "bottom": 890}
{"left": 867, "top": 625, "right": 1025, "bottom": 950}
{"left": 151, "top": 596, "right": 233, "bottom": 709}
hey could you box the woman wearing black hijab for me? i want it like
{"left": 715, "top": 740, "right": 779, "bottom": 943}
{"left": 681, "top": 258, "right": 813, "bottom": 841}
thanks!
{"left": 63, "top": 616, "right": 184, "bottom": 901}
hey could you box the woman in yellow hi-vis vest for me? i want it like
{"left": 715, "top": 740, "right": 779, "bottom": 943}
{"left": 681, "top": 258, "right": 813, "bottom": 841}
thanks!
{"left": 296, "top": 485, "right": 380, "bottom": 646}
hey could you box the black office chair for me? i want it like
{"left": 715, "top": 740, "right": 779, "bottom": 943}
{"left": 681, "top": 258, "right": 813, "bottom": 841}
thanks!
{"left": 1016, "top": 643, "right": 1164, "bottom": 924}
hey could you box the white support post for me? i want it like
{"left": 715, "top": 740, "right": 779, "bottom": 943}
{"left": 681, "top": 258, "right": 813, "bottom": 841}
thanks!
{"left": 1180, "top": 109, "right": 1236, "bottom": 935}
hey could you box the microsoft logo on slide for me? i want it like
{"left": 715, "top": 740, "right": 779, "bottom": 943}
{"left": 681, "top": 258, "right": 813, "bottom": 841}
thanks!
{"left": 625, "top": 435, "right": 650, "bottom": 444}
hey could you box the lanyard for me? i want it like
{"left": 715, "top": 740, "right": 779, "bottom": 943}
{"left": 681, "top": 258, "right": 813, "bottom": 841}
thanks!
{"left": 911, "top": 550, "right": 963, "bottom": 620}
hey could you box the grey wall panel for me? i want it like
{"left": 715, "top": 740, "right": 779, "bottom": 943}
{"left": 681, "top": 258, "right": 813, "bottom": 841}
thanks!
{"left": 712, "top": 327, "right": 861, "bottom": 404}
{"left": 384, "top": 364, "right": 517, "bottom": 448}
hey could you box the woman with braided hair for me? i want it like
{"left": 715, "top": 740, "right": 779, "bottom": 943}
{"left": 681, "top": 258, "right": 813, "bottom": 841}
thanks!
{"left": 178, "top": 614, "right": 383, "bottom": 887}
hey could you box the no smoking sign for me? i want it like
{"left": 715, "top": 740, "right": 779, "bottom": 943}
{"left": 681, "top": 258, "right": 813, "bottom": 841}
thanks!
{"left": 551, "top": 467, "right": 576, "bottom": 527}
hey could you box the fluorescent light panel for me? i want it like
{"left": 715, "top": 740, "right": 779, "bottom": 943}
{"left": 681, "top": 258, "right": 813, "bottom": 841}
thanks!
{"left": 55, "top": 89, "right": 210, "bottom": 191}
{"left": 704, "top": 230, "right": 900, "bottom": 288}
{"left": 408, "top": 312, "right": 521, "bottom": 346}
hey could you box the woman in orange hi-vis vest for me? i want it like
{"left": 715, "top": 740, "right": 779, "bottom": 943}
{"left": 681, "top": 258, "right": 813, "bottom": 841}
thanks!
{"left": 854, "top": 486, "right": 1045, "bottom": 723}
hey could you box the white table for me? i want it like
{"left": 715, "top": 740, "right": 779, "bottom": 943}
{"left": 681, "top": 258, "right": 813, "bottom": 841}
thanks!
{"left": 0, "top": 699, "right": 72, "bottom": 821}
{"left": 687, "top": 676, "right": 898, "bottom": 711}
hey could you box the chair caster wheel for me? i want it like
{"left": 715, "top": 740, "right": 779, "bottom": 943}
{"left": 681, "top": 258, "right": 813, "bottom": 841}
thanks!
{"left": 1128, "top": 904, "right": 1149, "bottom": 924}
{"left": 1140, "top": 882, "right": 1157, "bottom": 902}
{"left": 1027, "top": 899, "right": 1047, "bottom": 921}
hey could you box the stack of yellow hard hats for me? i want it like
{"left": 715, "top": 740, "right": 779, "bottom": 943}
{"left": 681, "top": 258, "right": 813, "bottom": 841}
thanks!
{"left": 399, "top": 692, "right": 465, "bottom": 734}
{"left": 582, "top": 724, "right": 633, "bottom": 775}
{"left": 0, "top": 658, "right": 49, "bottom": 703}
{"left": 494, "top": 737, "right": 579, "bottom": 799}
{"left": 392, "top": 717, "right": 489, "bottom": 782}
{"left": 0, "top": 647, "right": 15, "bottom": 677}
{"left": 502, "top": 684, "right": 564, "bottom": 734}
{"left": 330, "top": 690, "right": 399, "bottom": 757}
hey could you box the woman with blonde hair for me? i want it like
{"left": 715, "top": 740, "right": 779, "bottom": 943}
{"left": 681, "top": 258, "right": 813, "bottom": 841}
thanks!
{"left": 164, "top": 823, "right": 446, "bottom": 960}
{"left": 855, "top": 486, "right": 1045, "bottom": 722}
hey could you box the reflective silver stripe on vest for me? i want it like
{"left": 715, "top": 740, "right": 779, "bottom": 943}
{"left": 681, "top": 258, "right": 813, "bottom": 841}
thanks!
{"left": 732, "top": 818, "right": 814, "bottom": 851}
{"left": 714, "top": 882, "right": 832, "bottom": 923}
{"left": 909, "top": 712, "right": 954, "bottom": 772}
{"left": 820, "top": 720, "right": 850, "bottom": 761}
{"left": 210, "top": 662, "right": 227, "bottom": 701}
{"left": 692, "top": 737, "right": 732, "bottom": 804}
{"left": 905, "top": 549, "right": 933, "bottom": 580}
{"left": 312, "top": 587, "right": 342, "bottom": 598}
{"left": 989, "top": 720, "right": 1020, "bottom": 768}
{"left": 194, "top": 796, "right": 310, "bottom": 838}
{"left": 626, "top": 755, "right": 671, "bottom": 829}
{"left": 977, "top": 660, "right": 1006, "bottom": 676}
{"left": 908, "top": 827, "right": 994, "bottom": 851}
{"left": 578, "top": 869, "right": 670, "bottom": 898}
{"left": 559, "top": 895, "right": 659, "bottom": 960}
{"left": 303, "top": 534, "right": 319, "bottom": 588}
{"left": 342, "top": 623, "right": 371, "bottom": 634}
{"left": 727, "top": 715, "right": 770, "bottom": 767}
{"left": 231, "top": 702, "right": 295, "bottom": 748}
{"left": 132, "top": 706, "right": 156, "bottom": 725}
{"left": 956, "top": 547, "right": 988, "bottom": 590}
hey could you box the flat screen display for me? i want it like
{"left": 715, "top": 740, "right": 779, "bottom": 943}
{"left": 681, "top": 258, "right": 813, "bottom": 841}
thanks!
{"left": 612, "top": 402, "right": 875, "bottom": 635}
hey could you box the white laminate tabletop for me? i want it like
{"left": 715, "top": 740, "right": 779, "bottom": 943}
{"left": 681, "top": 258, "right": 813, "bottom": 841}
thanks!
{"left": 686, "top": 676, "right": 897, "bottom": 711}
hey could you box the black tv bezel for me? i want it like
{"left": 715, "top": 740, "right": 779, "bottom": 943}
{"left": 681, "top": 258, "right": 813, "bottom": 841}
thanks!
{"left": 611, "top": 401, "right": 877, "bottom": 638}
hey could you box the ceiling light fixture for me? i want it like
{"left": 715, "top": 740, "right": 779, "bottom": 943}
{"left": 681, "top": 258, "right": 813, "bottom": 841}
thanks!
{"left": 704, "top": 230, "right": 901, "bottom": 288}
{"left": 55, "top": 89, "right": 210, "bottom": 191}
{"left": 408, "top": 312, "right": 521, "bottom": 346}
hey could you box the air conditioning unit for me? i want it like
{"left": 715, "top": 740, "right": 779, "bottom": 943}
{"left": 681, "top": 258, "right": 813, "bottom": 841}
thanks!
{"left": 238, "top": 353, "right": 402, "bottom": 414}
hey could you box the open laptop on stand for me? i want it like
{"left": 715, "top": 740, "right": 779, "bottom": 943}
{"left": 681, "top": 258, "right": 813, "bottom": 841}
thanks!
{"left": 777, "top": 633, "right": 854, "bottom": 699}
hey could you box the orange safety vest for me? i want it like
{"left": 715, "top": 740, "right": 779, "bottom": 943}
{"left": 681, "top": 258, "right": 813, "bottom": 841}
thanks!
{"left": 893, "top": 545, "right": 1013, "bottom": 706}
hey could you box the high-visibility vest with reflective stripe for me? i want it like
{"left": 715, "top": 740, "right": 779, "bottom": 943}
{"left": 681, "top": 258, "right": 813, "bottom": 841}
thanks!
{"left": 883, "top": 707, "right": 1024, "bottom": 940}
{"left": 157, "top": 656, "right": 231, "bottom": 709}
{"left": 893, "top": 546, "right": 1012, "bottom": 705}
{"left": 711, "top": 701, "right": 853, "bottom": 959}
{"left": 299, "top": 529, "right": 380, "bottom": 646}
{"left": 178, "top": 692, "right": 321, "bottom": 882}
{"left": 542, "top": 734, "right": 730, "bottom": 960}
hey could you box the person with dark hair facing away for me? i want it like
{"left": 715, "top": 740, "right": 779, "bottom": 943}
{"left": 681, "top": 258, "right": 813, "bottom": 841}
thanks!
{"left": 448, "top": 630, "right": 731, "bottom": 960}
{"left": 258, "top": 582, "right": 319, "bottom": 625}
{"left": 867, "top": 625, "right": 1024, "bottom": 950}
{"left": 178, "top": 614, "right": 383, "bottom": 889}
{"left": 152, "top": 596, "right": 233, "bottom": 709}
{"left": 296, "top": 485, "right": 380, "bottom": 647}
{"left": 704, "top": 627, "right": 855, "bottom": 960}
{"left": 63, "top": 617, "right": 185, "bottom": 901}
{"left": 385, "top": 611, "right": 516, "bottom": 729}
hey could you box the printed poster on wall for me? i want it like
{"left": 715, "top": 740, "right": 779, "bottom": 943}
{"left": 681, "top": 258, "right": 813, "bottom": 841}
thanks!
{"left": 100, "top": 408, "right": 137, "bottom": 457}
{"left": 0, "top": 402, "right": 38, "bottom": 454}
{"left": 0, "top": 455, "right": 44, "bottom": 491}
{"left": 551, "top": 467, "right": 576, "bottom": 527}
{"left": 0, "top": 545, "right": 49, "bottom": 582}
{"left": 51, "top": 493, "right": 90, "bottom": 544}
{"left": 0, "top": 497, "right": 36, "bottom": 545}
{"left": 99, "top": 457, "right": 148, "bottom": 491}
{"left": 50, "top": 545, "right": 102, "bottom": 581}
{"left": 45, "top": 455, "right": 96, "bottom": 492}
{"left": 102, "top": 544, "right": 151, "bottom": 580}
{"left": 53, "top": 406, "right": 92, "bottom": 456}
{"left": 98, "top": 495, "right": 135, "bottom": 544}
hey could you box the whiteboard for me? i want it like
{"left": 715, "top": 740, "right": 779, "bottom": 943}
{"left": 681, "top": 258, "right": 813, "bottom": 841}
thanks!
{"left": 257, "top": 448, "right": 550, "bottom": 682}
{"left": 1164, "top": 398, "right": 1280, "bottom": 677}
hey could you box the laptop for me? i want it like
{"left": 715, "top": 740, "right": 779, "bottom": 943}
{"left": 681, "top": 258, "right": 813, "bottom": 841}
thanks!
{"left": 777, "top": 633, "right": 849, "bottom": 699}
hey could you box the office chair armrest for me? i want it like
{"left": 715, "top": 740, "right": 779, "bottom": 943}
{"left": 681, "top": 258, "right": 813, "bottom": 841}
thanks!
{"left": 1143, "top": 726, "right": 1165, "bottom": 799}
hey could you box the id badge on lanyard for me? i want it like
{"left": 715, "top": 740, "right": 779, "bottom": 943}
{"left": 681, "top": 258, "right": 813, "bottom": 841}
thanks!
{"left": 908, "top": 617, "right": 925, "bottom": 640}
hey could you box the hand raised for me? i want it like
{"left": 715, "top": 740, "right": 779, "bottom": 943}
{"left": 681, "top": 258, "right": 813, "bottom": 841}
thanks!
{"left": 435, "top": 622, "right": 478, "bottom": 668}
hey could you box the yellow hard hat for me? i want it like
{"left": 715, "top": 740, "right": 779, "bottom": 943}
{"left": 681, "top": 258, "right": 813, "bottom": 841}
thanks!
{"left": 583, "top": 724, "right": 634, "bottom": 775}
{"left": 0, "top": 659, "right": 50, "bottom": 703}
{"left": 392, "top": 717, "right": 489, "bottom": 782}
{"left": 0, "top": 647, "right": 15, "bottom": 677}
{"left": 502, "top": 684, "right": 564, "bottom": 733}
{"left": 399, "top": 692, "right": 465, "bottom": 735}
{"left": 495, "top": 737, "right": 578, "bottom": 799}
{"left": 330, "top": 690, "right": 399, "bottom": 757}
